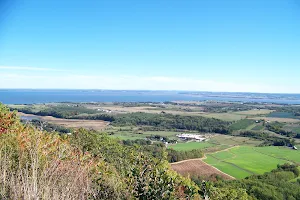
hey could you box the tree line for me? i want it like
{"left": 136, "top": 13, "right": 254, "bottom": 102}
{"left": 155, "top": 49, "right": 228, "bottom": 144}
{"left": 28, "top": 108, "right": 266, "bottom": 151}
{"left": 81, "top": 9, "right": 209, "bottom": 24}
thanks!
{"left": 266, "top": 122, "right": 300, "bottom": 139}
{"left": 14, "top": 106, "right": 231, "bottom": 134}
{"left": 239, "top": 130, "right": 295, "bottom": 147}
{"left": 122, "top": 139, "right": 203, "bottom": 163}
{"left": 112, "top": 112, "right": 230, "bottom": 134}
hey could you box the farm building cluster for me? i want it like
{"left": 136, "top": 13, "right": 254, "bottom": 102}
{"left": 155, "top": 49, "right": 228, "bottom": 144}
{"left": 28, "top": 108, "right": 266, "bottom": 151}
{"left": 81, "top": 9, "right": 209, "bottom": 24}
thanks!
{"left": 176, "top": 133, "right": 210, "bottom": 142}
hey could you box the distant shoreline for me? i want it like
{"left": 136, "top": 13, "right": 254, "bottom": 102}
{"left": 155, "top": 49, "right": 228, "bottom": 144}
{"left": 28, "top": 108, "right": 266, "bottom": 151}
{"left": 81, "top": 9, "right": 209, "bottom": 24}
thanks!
{"left": 1, "top": 90, "right": 300, "bottom": 105}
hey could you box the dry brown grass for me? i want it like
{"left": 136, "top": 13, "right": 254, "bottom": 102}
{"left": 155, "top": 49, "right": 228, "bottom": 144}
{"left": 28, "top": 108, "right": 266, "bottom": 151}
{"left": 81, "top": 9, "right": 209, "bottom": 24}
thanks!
{"left": 0, "top": 107, "right": 100, "bottom": 199}
{"left": 18, "top": 113, "right": 109, "bottom": 131}
{"left": 0, "top": 130, "right": 95, "bottom": 200}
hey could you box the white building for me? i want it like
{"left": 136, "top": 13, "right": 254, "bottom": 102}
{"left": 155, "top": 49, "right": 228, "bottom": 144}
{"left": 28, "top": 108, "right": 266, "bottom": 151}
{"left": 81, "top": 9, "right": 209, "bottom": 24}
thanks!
{"left": 176, "top": 134, "right": 206, "bottom": 142}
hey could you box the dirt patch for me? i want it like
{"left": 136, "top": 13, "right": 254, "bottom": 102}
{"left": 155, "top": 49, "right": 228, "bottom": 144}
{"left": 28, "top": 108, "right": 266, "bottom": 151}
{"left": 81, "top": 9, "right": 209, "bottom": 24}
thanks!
{"left": 18, "top": 113, "right": 109, "bottom": 131}
{"left": 171, "top": 159, "right": 234, "bottom": 180}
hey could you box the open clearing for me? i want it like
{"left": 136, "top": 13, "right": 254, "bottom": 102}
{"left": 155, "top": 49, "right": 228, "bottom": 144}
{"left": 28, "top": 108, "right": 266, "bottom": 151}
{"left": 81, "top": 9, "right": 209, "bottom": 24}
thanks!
{"left": 204, "top": 146, "right": 300, "bottom": 179}
{"left": 168, "top": 134, "right": 263, "bottom": 153}
{"left": 87, "top": 105, "right": 207, "bottom": 116}
{"left": 249, "top": 116, "right": 300, "bottom": 123}
{"left": 87, "top": 105, "right": 275, "bottom": 122}
{"left": 267, "top": 112, "right": 298, "bottom": 119}
{"left": 208, "top": 134, "right": 263, "bottom": 147}
{"left": 168, "top": 142, "right": 215, "bottom": 151}
{"left": 108, "top": 130, "right": 183, "bottom": 140}
{"left": 283, "top": 124, "right": 300, "bottom": 134}
{"left": 195, "top": 109, "right": 273, "bottom": 121}
{"left": 171, "top": 159, "right": 234, "bottom": 180}
{"left": 229, "top": 119, "right": 255, "bottom": 130}
{"left": 18, "top": 113, "right": 109, "bottom": 131}
{"left": 233, "top": 109, "right": 274, "bottom": 115}
{"left": 198, "top": 112, "right": 245, "bottom": 121}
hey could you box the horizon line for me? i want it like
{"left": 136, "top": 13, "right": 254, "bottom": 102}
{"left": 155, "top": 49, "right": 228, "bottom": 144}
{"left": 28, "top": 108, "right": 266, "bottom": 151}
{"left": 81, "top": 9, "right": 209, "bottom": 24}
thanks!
{"left": 0, "top": 88, "right": 300, "bottom": 95}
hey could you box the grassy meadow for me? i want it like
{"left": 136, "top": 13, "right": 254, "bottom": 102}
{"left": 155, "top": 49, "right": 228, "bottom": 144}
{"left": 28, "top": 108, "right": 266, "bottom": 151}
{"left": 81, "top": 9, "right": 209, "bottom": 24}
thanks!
{"left": 268, "top": 112, "right": 298, "bottom": 119}
{"left": 208, "top": 134, "right": 263, "bottom": 146}
{"left": 204, "top": 146, "right": 300, "bottom": 179}
{"left": 168, "top": 142, "right": 215, "bottom": 151}
{"left": 229, "top": 119, "right": 255, "bottom": 130}
{"left": 107, "top": 128, "right": 184, "bottom": 141}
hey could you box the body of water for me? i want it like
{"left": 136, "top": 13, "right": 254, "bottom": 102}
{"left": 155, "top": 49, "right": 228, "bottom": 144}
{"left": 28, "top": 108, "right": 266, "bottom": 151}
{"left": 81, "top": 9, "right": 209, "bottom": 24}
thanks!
{"left": 1, "top": 89, "right": 300, "bottom": 104}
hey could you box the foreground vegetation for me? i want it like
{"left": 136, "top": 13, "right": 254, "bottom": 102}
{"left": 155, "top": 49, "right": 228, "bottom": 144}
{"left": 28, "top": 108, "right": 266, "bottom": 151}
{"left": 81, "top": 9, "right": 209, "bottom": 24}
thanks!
{"left": 0, "top": 104, "right": 202, "bottom": 199}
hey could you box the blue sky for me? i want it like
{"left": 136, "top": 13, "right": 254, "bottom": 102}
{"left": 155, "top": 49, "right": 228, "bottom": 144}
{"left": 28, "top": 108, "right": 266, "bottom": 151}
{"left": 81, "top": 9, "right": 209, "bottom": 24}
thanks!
{"left": 0, "top": 0, "right": 299, "bottom": 93}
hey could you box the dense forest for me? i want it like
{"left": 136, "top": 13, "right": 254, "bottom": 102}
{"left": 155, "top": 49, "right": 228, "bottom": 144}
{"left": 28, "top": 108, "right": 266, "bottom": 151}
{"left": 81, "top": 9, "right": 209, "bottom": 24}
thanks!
{"left": 15, "top": 105, "right": 99, "bottom": 119}
{"left": 122, "top": 140, "right": 204, "bottom": 163}
{"left": 112, "top": 113, "right": 230, "bottom": 134}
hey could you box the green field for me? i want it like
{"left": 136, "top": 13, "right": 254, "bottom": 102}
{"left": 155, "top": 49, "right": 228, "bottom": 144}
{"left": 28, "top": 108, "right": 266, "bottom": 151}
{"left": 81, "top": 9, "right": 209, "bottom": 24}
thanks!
{"left": 108, "top": 130, "right": 182, "bottom": 141}
{"left": 204, "top": 155, "right": 252, "bottom": 178}
{"left": 204, "top": 146, "right": 300, "bottom": 179}
{"left": 233, "top": 109, "right": 273, "bottom": 115}
{"left": 251, "top": 125, "right": 264, "bottom": 131}
{"left": 229, "top": 119, "right": 255, "bottom": 131}
{"left": 208, "top": 135, "right": 262, "bottom": 146}
{"left": 253, "top": 146, "right": 300, "bottom": 163}
{"left": 199, "top": 109, "right": 273, "bottom": 122}
{"left": 167, "top": 133, "right": 263, "bottom": 152}
{"left": 283, "top": 124, "right": 300, "bottom": 134}
{"left": 268, "top": 112, "right": 298, "bottom": 119}
{"left": 168, "top": 142, "right": 215, "bottom": 151}
{"left": 199, "top": 113, "right": 245, "bottom": 121}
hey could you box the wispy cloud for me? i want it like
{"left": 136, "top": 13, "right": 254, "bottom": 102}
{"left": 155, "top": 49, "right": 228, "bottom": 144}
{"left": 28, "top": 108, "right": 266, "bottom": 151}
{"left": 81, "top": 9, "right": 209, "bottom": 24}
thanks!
{"left": 0, "top": 66, "right": 67, "bottom": 72}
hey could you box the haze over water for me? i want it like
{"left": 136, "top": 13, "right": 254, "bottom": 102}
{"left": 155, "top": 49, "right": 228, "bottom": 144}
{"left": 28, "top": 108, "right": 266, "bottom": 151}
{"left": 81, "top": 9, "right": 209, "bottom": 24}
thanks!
{"left": 1, "top": 90, "right": 300, "bottom": 105}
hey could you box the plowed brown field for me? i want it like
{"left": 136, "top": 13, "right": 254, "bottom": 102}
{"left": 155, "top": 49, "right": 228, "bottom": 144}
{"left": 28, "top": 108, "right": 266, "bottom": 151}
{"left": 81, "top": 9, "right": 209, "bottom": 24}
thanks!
{"left": 171, "top": 159, "right": 234, "bottom": 180}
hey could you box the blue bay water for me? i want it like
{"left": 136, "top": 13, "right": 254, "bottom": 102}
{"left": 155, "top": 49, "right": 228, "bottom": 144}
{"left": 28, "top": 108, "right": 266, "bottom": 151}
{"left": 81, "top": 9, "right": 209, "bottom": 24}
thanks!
{"left": 1, "top": 89, "right": 300, "bottom": 104}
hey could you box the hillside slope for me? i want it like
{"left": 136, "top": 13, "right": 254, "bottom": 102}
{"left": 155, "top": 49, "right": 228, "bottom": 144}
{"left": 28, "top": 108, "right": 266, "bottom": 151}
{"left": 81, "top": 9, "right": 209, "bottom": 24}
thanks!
{"left": 0, "top": 104, "right": 201, "bottom": 199}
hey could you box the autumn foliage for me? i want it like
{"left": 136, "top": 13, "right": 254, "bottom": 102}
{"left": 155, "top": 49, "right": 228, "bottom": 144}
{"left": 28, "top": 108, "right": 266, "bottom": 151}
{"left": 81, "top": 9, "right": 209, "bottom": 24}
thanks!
{"left": 0, "top": 104, "right": 201, "bottom": 199}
